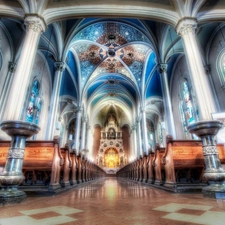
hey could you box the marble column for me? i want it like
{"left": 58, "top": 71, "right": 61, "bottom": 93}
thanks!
{"left": 177, "top": 18, "right": 225, "bottom": 198}
{"left": 5, "top": 16, "right": 46, "bottom": 120}
{"left": 136, "top": 117, "right": 143, "bottom": 157}
{"left": 141, "top": 108, "right": 149, "bottom": 154}
{"left": 0, "top": 62, "right": 17, "bottom": 119}
{"left": 73, "top": 107, "right": 82, "bottom": 154}
{"left": 176, "top": 18, "right": 216, "bottom": 120}
{"left": 158, "top": 63, "right": 176, "bottom": 138}
{"left": 204, "top": 65, "right": 220, "bottom": 111}
{"left": 131, "top": 125, "right": 137, "bottom": 159}
{"left": 47, "top": 62, "right": 65, "bottom": 140}
{"left": 85, "top": 125, "right": 91, "bottom": 153}
{"left": 80, "top": 116, "right": 87, "bottom": 151}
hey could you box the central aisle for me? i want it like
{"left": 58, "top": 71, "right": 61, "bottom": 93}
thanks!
{"left": 1, "top": 178, "right": 225, "bottom": 225}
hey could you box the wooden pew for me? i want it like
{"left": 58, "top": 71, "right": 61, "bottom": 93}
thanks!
{"left": 60, "top": 145, "right": 72, "bottom": 188}
{"left": 162, "top": 135, "right": 225, "bottom": 192}
{"left": 0, "top": 138, "right": 63, "bottom": 192}
{"left": 147, "top": 152, "right": 155, "bottom": 184}
{"left": 152, "top": 144, "right": 165, "bottom": 186}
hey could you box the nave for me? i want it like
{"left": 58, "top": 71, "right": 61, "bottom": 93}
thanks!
{"left": 1, "top": 178, "right": 225, "bottom": 225}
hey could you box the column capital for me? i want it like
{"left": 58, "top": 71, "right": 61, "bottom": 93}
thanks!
{"left": 54, "top": 62, "right": 66, "bottom": 72}
{"left": 175, "top": 17, "right": 197, "bottom": 36}
{"left": 158, "top": 63, "right": 168, "bottom": 74}
{"left": 132, "top": 125, "right": 136, "bottom": 130}
{"left": 8, "top": 62, "right": 17, "bottom": 73}
{"left": 24, "top": 15, "right": 46, "bottom": 33}
{"left": 82, "top": 116, "right": 87, "bottom": 123}
{"left": 76, "top": 106, "right": 82, "bottom": 113}
{"left": 140, "top": 107, "right": 146, "bottom": 113}
{"left": 136, "top": 117, "right": 140, "bottom": 123}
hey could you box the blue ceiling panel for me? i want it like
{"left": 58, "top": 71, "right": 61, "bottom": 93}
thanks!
{"left": 146, "top": 70, "right": 162, "bottom": 98}
{"left": 40, "top": 50, "right": 55, "bottom": 84}
{"left": 87, "top": 81, "right": 105, "bottom": 99}
{"left": 119, "top": 81, "right": 137, "bottom": 100}
{"left": 77, "top": 18, "right": 99, "bottom": 29}
{"left": 65, "top": 19, "right": 79, "bottom": 36}
{"left": 60, "top": 69, "right": 77, "bottom": 99}
{"left": 145, "top": 51, "right": 156, "bottom": 83}
{"left": 74, "top": 23, "right": 104, "bottom": 42}
{"left": 67, "top": 50, "right": 78, "bottom": 84}
{"left": 167, "top": 54, "right": 179, "bottom": 84}
{"left": 123, "top": 19, "right": 147, "bottom": 31}
{"left": 42, "top": 25, "right": 57, "bottom": 48}
{"left": 119, "top": 95, "right": 133, "bottom": 108}
{"left": 91, "top": 95, "right": 104, "bottom": 107}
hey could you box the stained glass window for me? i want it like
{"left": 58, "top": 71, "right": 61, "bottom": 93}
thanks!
{"left": 217, "top": 51, "right": 225, "bottom": 88}
{"left": 180, "top": 79, "right": 197, "bottom": 139}
{"left": 26, "top": 80, "right": 41, "bottom": 124}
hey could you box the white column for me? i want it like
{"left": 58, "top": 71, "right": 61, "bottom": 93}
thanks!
{"left": 204, "top": 65, "right": 220, "bottom": 112}
{"left": 47, "top": 62, "right": 65, "bottom": 139}
{"left": 131, "top": 125, "right": 137, "bottom": 159}
{"left": 0, "top": 62, "right": 17, "bottom": 119}
{"left": 5, "top": 16, "right": 46, "bottom": 120}
{"left": 158, "top": 63, "right": 176, "bottom": 138}
{"left": 136, "top": 117, "right": 143, "bottom": 157}
{"left": 85, "top": 125, "right": 91, "bottom": 150}
{"left": 141, "top": 108, "right": 149, "bottom": 154}
{"left": 73, "top": 107, "right": 82, "bottom": 154}
{"left": 176, "top": 18, "right": 216, "bottom": 120}
{"left": 80, "top": 116, "right": 87, "bottom": 150}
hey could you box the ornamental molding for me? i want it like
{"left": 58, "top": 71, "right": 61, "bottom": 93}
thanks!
{"left": 203, "top": 145, "right": 218, "bottom": 155}
{"left": 24, "top": 15, "right": 46, "bottom": 33}
{"left": 8, "top": 62, "right": 17, "bottom": 73}
{"left": 158, "top": 63, "right": 168, "bottom": 74}
{"left": 7, "top": 148, "right": 25, "bottom": 159}
{"left": 54, "top": 61, "right": 66, "bottom": 72}
{"left": 175, "top": 18, "right": 197, "bottom": 36}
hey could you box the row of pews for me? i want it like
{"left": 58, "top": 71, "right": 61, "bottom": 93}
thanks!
{"left": 0, "top": 138, "right": 106, "bottom": 195}
{"left": 117, "top": 135, "right": 225, "bottom": 192}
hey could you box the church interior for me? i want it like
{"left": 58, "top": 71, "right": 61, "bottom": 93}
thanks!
{"left": 1, "top": 0, "right": 225, "bottom": 224}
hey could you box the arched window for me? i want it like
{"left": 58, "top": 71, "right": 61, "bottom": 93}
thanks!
{"left": 26, "top": 80, "right": 41, "bottom": 124}
{"left": 217, "top": 50, "right": 225, "bottom": 88}
{"left": 0, "top": 52, "right": 2, "bottom": 71}
{"left": 180, "top": 79, "right": 197, "bottom": 139}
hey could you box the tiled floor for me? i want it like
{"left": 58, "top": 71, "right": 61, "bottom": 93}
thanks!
{"left": 1, "top": 178, "right": 225, "bottom": 225}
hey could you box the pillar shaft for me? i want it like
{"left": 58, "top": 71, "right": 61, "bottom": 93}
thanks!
{"left": 0, "top": 62, "right": 17, "bottom": 118}
{"left": 159, "top": 64, "right": 176, "bottom": 138}
{"left": 176, "top": 18, "right": 216, "bottom": 120}
{"left": 5, "top": 16, "right": 46, "bottom": 120}
{"left": 131, "top": 125, "right": 137, "bottom": 160}
{"left": 74, "top": 107, "right": 82, "bottom": 154}
{"left": 47, "top": 62, "right": 65, "bottom": 139}
{"left": 80, "top": 117, "right": 87, "bottom": 150}
{"left": 136, "top": 117, "right": 143, "bottom": 157}
{"left": 141, "top": 109, "right": 149, "bottom": 154}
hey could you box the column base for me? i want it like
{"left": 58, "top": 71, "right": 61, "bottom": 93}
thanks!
{"left": 0, "top": 188, "right": 26, "bottom": 206}
{"left": 202, "top": 183, "right": 225, "bottom": 199}
{"left": 70, "top": 180, "right": 78, "bottom": 185}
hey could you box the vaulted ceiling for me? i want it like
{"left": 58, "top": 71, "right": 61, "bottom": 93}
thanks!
{"left": 1, "top": 0, "right": 225, "bottom": 127}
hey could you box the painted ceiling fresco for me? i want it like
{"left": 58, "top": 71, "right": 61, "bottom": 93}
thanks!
{"left": 72, "top": 22, "right": 152, "bottom": 89}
